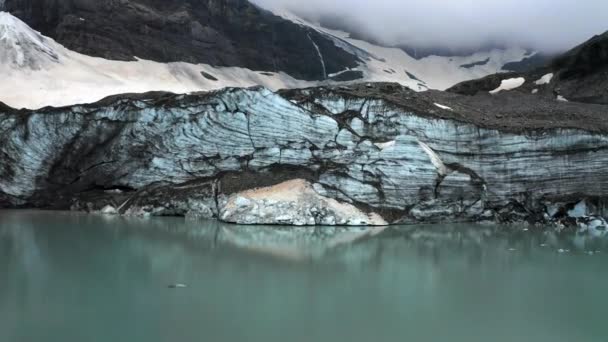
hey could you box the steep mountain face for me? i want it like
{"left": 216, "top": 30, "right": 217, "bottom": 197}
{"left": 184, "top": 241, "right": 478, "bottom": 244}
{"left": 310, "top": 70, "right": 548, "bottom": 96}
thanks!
{"left": 0, "top": 11, "right": 322, "bottom": 109}
{"left": 448, "top": 31, "right": 608, "bottom": 105}
{"left": 315, "top": 12, "right": 549, "bottom": 67}
{"left": 0, "top": 11, "right": 59, "bottom": 69}
{"left": 0, "top": 10, "right": 534, "bottom": 109}
{"left": 1, "top": 83, "right": 607, "bottom": 227}
{"left": 1, "top": 0, "right": 359, "bottom": 80}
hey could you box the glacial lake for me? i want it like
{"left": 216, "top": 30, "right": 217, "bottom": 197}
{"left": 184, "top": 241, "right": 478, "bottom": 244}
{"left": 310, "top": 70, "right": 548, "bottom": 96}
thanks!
{"left": 1, "top": 210, "right": 607, "bottom": 342}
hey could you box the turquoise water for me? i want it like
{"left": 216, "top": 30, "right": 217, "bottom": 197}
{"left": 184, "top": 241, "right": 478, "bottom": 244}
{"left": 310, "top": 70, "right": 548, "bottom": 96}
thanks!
{"left": 1, "top": 210, "right": 607, "bottom": 342}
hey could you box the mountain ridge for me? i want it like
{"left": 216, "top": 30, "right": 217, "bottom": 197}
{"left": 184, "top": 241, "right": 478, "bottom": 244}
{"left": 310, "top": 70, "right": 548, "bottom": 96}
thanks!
{"left": 0, "top": 9, "right": 533, "bottom": 109}
{"left": 448, "top": 30, "right": 608, "bottom": 105}
{"left": 2, "top": 0, "right": 359, "bottom": 80}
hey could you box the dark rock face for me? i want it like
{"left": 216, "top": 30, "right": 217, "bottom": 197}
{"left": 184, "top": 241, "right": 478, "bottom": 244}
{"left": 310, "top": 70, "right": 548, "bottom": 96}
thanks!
{"left": 1, "top": 83, "right": 608, "bottom": 226}
{"left": 404, "top": 71, "right": 424, "bottom": 83}
{"left": 459, "top": 58, "right": 490, "bottom": 69}
{"left": 397, "top": 43, "right": 511, "bottom": 60}
{"left": 548, "top": 31, "right": 608, "bottom": 104}
{"left": 446, "top": 72, "right": 520, "bottom": 96}
{"left": 200, "top": 71, "right": 218, "bottom": 81}
{"left": 448, "top": 31, "right": 608, "bottom": 105}
{"left": 2, "top": 0, "right": 359, "bottom": 80}
{"left": 552, "top": 31, "right": 608, "bottom": 79}
{"left": 502, "top": 53, "right": 552, "bottom": 72}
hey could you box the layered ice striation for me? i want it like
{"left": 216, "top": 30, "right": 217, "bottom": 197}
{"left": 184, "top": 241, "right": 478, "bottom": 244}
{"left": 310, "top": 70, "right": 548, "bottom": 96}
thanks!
{"left": 1, "top": 84, "right": 607, "bottom": 225}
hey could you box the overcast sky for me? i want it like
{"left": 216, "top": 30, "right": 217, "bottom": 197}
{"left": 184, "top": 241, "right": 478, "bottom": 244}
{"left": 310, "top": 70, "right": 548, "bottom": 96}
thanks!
{"left": 253, "top": 0, "right": 608, "bottom": 52}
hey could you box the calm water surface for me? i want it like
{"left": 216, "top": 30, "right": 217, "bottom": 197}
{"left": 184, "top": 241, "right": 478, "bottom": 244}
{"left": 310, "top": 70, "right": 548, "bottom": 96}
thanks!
{"left": 1, "top": 210, "right": 607, "bottom": 342}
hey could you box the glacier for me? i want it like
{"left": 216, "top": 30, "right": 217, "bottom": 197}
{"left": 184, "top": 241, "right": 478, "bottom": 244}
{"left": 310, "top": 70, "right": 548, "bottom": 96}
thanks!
{"left": 1, "top": 83, "right": 607, "bottom": 227}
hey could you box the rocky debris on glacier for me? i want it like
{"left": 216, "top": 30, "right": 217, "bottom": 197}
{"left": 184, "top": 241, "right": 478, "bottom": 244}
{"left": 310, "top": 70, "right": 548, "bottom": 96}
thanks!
{"left": 219, "top": 179, "right": 387, "bottom": 226}
{"left": 544, "top": 199, "right": 608, "bottom": 237}
{"left": 1, "top": 82, "right": 608, "bottom": 227}
{"left": 576, "top": 216, "right": 608, "bottom": 238}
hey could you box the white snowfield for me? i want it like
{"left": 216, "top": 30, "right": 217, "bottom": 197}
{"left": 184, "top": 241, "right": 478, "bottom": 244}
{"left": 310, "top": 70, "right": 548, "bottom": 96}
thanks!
{"left": 535, "top": 73, "right": 554, "bottom": 85}
{"left": 273, "top": 9, "right": 532, "bottom": 91}
{"left": 0, "top": 11, "right": 533, "bottom": 109}
{"left": 490, "top": 77, "right": 526, "bottom": 94}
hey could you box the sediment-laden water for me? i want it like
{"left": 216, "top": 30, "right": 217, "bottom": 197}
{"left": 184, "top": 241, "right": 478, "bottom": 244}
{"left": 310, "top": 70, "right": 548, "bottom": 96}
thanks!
{"left": 1, "top": 210, "right": 606, "bottom": 342}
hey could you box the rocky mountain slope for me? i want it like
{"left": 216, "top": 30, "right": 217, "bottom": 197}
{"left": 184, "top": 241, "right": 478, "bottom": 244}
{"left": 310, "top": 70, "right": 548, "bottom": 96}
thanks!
{"left": 1, "top": 83, "right": 607, "bottom": 227}
{"left": 1, "top": 0, "right": 359, "bottom": 81}
{"left": 0, "top": 4, "right": 532, "bottom": 109}
{"left": 448, "top": 31, "right": 608, "bottom": 105}
{"left": 0, "top": 11, "right": 320, "bottom": 109}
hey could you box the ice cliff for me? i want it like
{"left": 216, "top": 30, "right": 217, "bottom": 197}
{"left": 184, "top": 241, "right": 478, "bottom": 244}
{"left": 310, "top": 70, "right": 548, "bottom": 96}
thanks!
{"left": 1, "top": 83, "right": 607, "bottom": 226}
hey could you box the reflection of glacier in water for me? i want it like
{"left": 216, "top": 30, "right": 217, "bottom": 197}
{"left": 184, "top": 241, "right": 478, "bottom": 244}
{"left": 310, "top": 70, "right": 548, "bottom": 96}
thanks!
{"left": 2, "top": 210, "right": 607, "bottom": 267}
{"left": 1, "top": 210, "right": 608, "bottom": 342}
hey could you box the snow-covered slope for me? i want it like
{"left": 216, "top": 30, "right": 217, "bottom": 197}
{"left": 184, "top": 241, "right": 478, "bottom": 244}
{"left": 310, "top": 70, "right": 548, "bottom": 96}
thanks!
{"left": 0, "top": 12, "right": 59, "bottom": 69}
{"left": 0, "top": 12, "right": 315, "bottom": 109}
{"left": 273, "top": 9, "right": 532, "bottom": 91}
{"left": 0, "top": 11, "right": 532, "bottom": 109}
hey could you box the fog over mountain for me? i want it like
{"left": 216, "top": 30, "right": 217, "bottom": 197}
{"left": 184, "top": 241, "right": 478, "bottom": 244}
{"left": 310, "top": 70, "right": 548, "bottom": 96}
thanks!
{"left": 253, "top": 0, "right": 608, "bottom": 53}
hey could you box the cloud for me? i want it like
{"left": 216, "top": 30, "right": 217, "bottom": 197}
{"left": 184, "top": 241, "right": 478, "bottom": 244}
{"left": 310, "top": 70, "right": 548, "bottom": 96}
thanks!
{"left": 252, "top": 0, "right": 608, "bottom": 53}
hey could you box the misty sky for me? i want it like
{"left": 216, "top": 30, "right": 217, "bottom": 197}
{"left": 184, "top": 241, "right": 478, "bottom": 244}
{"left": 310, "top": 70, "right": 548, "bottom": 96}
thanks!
{"left": 253, "top": 0, "right": 608, "bottom": 52}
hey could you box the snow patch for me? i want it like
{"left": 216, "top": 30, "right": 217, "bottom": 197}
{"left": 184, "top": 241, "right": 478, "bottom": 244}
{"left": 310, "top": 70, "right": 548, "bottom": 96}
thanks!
{"left": 557, "top": 95, "right": 569, "bottom": 102}
{"left": 328, "top": 68, "right": 350, "bottom": 78}
{"left": 308, "top": 34, "right": 327, "bottom": 80}
{"left": 535, "top": 73, "right": 554, "bottom": 85}
{"left": 531, "top": 88, "right": 538, "bottom": 94}
{"left": 434, "top": 103, "right": 453, "bottom": 111}
{"left": 489, "top": 77, "right": 525, "bottom": 94}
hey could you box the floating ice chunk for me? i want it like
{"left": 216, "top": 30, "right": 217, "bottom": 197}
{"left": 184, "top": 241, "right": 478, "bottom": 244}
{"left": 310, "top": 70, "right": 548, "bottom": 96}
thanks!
{"left": 531, "top": 88, "right": 538, "bottom": 94}
{"left": 100, "top": 205, "right": 118, "bottom": 215}
{"left": 568, "top": 201, "right": 588, "bottom": 218}
{"left": 433, "top": 103, "right": 453, "bottom": 111}
{"left": 489, "top": 77, "right": 525, "bottom": 94}
{"left": 534, "top": 73, "right": 554, "bottom": 85}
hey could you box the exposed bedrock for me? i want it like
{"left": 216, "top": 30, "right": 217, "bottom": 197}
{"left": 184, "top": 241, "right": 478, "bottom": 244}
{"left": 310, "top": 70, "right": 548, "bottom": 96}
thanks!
{"left": 448, "top": 31, "right": 608, "bottom": 105}
{"left": 1, "top": 83, "right": 608, "bottom": 226}
{"left": 2, "top": 0, "right": 359, "bottom": 81}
